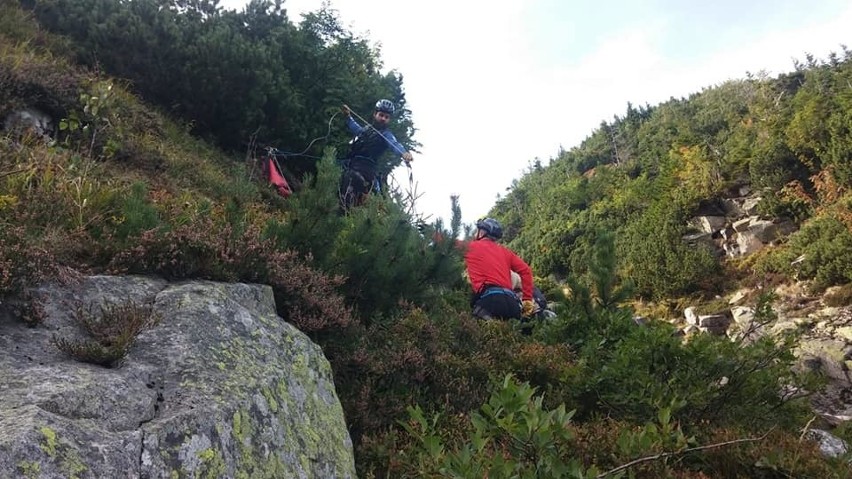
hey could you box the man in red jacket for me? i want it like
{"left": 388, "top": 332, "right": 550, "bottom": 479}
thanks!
{"left": 465, "top": 218, "right": 536, "bottom": 320}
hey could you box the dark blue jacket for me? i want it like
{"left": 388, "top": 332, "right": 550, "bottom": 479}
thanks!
{"left": 345, "top": 116, "right": 406, "bottom": 180}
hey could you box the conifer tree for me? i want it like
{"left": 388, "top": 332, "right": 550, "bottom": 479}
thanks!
{"left": 264, "top": 152, "right": 465, "bottom": 320}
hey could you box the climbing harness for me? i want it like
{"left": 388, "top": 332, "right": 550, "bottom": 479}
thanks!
{"left": 478, "top": 286, "right": 522, "bottom": 302}
{"left": 345, "top": 106, "right": 423, "bottom": 219}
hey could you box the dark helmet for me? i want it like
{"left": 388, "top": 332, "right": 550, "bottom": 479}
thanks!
{"left": 375, "top": 99, "right": 395, "bottom": 115}
{"left": 475, "top": 217, "right": 503, "bottom": 239}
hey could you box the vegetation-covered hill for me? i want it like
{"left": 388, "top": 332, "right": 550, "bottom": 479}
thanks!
{"left": 491, "top": 50, "right": 852, "bottom": 302}
{"left": 2, "top": 1, "right": 851, "bottom": 476}
{"left": 25, "top": 0, "right": 417, "bottom": 177}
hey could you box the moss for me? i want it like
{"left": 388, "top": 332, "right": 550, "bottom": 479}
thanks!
{"left": 261, "top": 387, "right": 278, "bottom": 413}
{"left": 232, "top": 410, "right": 250, "bottom": 443}
{"left": 268, "top": 362, "right": 354, "bottom": 477}
{"left": 276, "top": 378, "right": 288, "bottom": 399}
{"left": 36, "top": 427, "right": 88, "bottom": 479}
{"left": 17, "top": 461, "right": 40, "bottom": 479}
{"left": 693, "top": 296, "right": 731, "bottom": 316}
{"left": 197, "top": 448, "right": 227, "bottom": 479}
{"left": 229, "top": 407, "right": 296, "bottom": 479}
{"left": 39, "top": 426, "right": 57, "bottom": 457}
{"left": 62, "top": 450, "right": 87, "bottom": 479}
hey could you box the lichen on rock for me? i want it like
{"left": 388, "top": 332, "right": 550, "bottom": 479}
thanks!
{"left": 0, "top": 275, "right": 355, "bottom": 478}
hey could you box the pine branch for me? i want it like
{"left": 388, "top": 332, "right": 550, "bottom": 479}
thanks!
{"left": 596, "top": 426, "right": 776, "bottom": 478}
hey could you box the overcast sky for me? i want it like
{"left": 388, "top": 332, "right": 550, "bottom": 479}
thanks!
{"left": 221, "top": 0, "right": 851, "bottom": 226}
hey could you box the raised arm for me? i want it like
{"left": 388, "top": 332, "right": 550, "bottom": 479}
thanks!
{"left": 341, "top": 104, "right": 365, "bottom": 135}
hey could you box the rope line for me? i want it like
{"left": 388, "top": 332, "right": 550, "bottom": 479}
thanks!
{"left": 265, "top": 104, "right": 423, "bottom": 220}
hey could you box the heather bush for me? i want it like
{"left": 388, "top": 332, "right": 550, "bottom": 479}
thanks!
{"left": 570, "top": 419, "right": 850, "bottom": 478}
{"left": 824, "top": 283, "right": 852, "bottom": 307}
{"left": 14, "top": 292, "right": 48, "bottom": 327}
{"left": 339, "top": 301, "right": 578, "bottom": 475}
{"left": 690, "top": 427, "right": 851, "bottom": 478}
{"left": 109, "top": 215, "right": 354, "bottom": 333}
{"left": 52, "top": 300, "right": 161, "bottom": 367}
{"left": 0, "top": 225, "right": 62, "bottom": 296}
{"left": 0, "top": 38, "right": 83, "bottom": 121}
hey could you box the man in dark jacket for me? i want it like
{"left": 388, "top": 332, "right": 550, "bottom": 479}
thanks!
{"left": 464, "top": 218, "right": 536, "bottom": 320}
{"left": 339, "top": 99, "right": 413, "bottom": 210}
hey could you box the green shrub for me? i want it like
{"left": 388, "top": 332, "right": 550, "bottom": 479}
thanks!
{"left": 29, "top": 0, "right": 415, "bottom": 166}
{"left": 748, "top": 139, "right": 806, "bottom": 190}
{"left": 113, "top": 181, "right": 161, "bottom": 241}
{"left": 534, "top": 275, "right": 566, "bottom": 304}
{"left": 618, "top": 204, "right": 720, "bottom": 299}
{"left": 336, "top": 302, "right": 578, "bottom": 448}
{"left": 391, "top": 375, "right": 596, "bottom": 479}
{"left": 264, "top": 153, "right": 465, "bottom": 320}
{"left": 755, "top": 191, "right": 813, "bottom": 223}
{"left": 573, "top": 323, "right": 808, "bottom": 429}
{"left": 757, "top": 215, "right": 852, "bottom": 290}
{"left": 540, "top": 250, "right": 812, "bottom": 432}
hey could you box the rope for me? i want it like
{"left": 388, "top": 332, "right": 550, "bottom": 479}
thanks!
{"left": 353, "top": 107, "right": 422, "bottom": 220}
{"left": 345, "top": 104, "right": 417, "bottom": 194}
{"left": 265, "top": 103, "right": 424, "bottom": 220}
{"left": 264, "top": 109, "right": 340, "bottom": 185}
{"left": 296, "top": 110, "right": 339, "bottom": 157}
{"left": 346, "top": 107, "right": 409, "bottom": 157}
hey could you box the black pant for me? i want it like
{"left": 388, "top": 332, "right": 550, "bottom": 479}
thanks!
{"left": 472, "top": 292, "right": 521, "bottom": 320}
{"left": 339, "top": 169, "right": 372, "bottom": 211}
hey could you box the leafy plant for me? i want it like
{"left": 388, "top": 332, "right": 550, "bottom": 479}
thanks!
{"left": 395, "top": 374, "right": 599, "bottom": 479}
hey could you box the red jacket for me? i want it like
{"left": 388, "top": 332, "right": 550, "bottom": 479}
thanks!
{"left": 464, "top": 238, "right": 533, "bottom": 301}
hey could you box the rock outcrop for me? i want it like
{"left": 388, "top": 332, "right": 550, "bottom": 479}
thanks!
{"left": 0, "top": 275, "right": 355, "bottom": 478}
{"left": 684, "top": 195, "right": 797, "bottom": 259}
